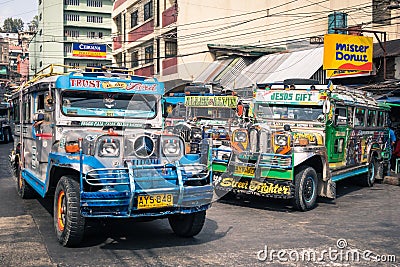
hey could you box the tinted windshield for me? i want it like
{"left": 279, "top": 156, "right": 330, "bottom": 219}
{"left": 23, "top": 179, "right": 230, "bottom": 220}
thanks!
{"left": 61, "top": 91, "right": 157, "bottom": 118}
{"left": 255, "top": 103, "right": 322, "bottom": 121}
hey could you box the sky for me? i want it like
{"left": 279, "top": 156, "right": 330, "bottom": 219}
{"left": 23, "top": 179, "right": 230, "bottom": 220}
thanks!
{"left": 0, "top": 0, "right": 38, "bottom": 28}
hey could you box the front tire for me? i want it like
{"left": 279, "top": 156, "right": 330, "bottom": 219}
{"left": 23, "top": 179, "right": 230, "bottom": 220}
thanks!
{"left": 168, "top": 211, "right": 206, "bottom": 237}
{"left": 2, "top": 128, "right": 9, "bottom": 143}
{"left": 16, "top": 163, "right": 35, "bottom": 199}
{"left": 360, "top": 157, "right": 377, "bottom": 187}
{"left": 292, "top": 166, "right": 318, "bottom": 211}
{"left": 54, "top": 176, "right": 85, "bottom": 247}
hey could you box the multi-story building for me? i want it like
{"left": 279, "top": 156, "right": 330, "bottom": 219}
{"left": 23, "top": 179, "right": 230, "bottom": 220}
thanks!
{"left": 29, "top": 0, "right": 113, "bottom": 77}
{"left": 112, "top": 0, "right": 400, "bottom": 85}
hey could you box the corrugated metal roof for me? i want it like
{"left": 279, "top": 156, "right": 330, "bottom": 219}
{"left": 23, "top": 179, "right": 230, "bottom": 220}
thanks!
{"left": 194, "top": 58, "right": 234, "bottom": 83}
{"left": 217, "top": 57, "right": 254, "bottom": 89}
{"left": 234, "top": 47, "right": 323, "bottom": 89}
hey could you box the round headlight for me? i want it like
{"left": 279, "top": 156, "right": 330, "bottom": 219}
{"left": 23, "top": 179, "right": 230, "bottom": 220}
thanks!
{"left": 99, "top": 139, "right": 120, "bottom": 157}
{"left": 163, "top": 141, "right": 181, "bottom": 156}
{"left": 274, "top": 135, "right": 288, "bottom": 146}
{"left": 234, "top": 132, "right": 247, "bottom": 142}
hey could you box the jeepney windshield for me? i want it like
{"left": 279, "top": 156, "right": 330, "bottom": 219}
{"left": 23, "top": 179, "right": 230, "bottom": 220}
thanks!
{"left": 61, "top": 91, "right": 157, "bottom": 118}
{"left": 255, "top": 103, "right": 322, "bottom": 121}
{"left": 187, "top": 107, "right": 236, "bottom": 120}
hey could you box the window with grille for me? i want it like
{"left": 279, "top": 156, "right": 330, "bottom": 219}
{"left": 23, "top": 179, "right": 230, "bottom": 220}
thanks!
{"left": 87, "top": 0, "right": 102, "bottom": 7}
{"left": 65, "top": 14, "right": 80, "bottom": 21}
{"left": 131, "top": 51, "right": 139, "bottom": 67}
{"left": 87, "top": 16, "right": 103, "bottom": 23}
{"left": 145, "top": 45, "right": 153, "bottom": 64}
{"left": 87, "top": 62, "right": 102, "bottom": 67}
{"left": 65, "top": 0, "right": 79, "bottom": 5}
{"left": 165, "top": 41, "right": 177, "bottom": 57}
{"left": 131, "top": 10, "right": 138, "bottom": 28}
{"left": 66, "top": 62, "right": 80, "bottom": 67}
{"left": 65, "top": 30, "right": 80, "bottom": 37}
{"left": 64, "top": 44, "right": 72, "bottom": 53}
{"left": 144, "top": 1, "right": 153, "bottom": 21}
{"left": 87, "top": 31, "right": 96, "bottom": 38}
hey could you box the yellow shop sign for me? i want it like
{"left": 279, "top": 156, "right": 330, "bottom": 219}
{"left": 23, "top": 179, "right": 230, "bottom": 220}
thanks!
{"left": 323, "top": 34, "right": 373, "bottom": 71}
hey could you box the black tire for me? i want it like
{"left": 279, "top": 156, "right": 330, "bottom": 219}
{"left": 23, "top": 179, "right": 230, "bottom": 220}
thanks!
{"left": 292, "top": 166, "right": 318, "bottom": 211}
{"left": 360, "top": 158, "right": 377, "bottom": 187}
{"left": 16, "top": 163, "right": 36, "bottom": 199}
{"left": 8, "top": 128, "right": 13, "bottom": 142}
{"left": 2, "top": 128, "right": 9, "bottom": 143}
{"left": 54, "top": 176, "right": 85, "bottom": 247}
{"left": 168, "top": 210, "right": 206, "bottom": 237}
{"left": 374, "top": 159, "right": 384, "bottom": 181}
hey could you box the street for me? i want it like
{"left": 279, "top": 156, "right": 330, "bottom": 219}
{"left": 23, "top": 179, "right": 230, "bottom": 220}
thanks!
{"left": 0, "top": 142, "right": 399, "bottom": 267}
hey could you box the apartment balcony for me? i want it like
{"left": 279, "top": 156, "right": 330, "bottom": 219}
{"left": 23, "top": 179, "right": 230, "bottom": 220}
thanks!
{"left": 113, "top": 35, "right": 122, "bottom": 50}
{"left": 162, "top": 57, "right": 177, "bottom": 75}
{"left": 128, "top": 19, "right": 154, "bottom": 43}
{"left": 162, "top": 5, "right": 178, "bottom": 27}
{"left": 113, "top": 0, "right": 127, "bottom": 10}
{"left": 134, "top": 64, "right": 154, "bottom": 77}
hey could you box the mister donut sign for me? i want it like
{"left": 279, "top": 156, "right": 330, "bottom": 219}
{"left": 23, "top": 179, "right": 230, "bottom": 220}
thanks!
{"left": 323, "top": 34, "right": 373, "bottom": 71}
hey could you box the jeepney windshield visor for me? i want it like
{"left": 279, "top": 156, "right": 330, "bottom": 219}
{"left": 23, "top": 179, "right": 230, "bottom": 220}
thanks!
{"left": 256, "top": 104, "right": 322, "bottom": 121}
{"left": 61, "top": 90, "right": 157, "bottom": 118}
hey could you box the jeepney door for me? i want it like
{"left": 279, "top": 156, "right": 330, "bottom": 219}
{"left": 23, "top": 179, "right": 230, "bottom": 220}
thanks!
{"left": 32, "top": 91, "right": 54, "bottom": 181}
{"left": 326, "top": 106, "right": 348, "bottom": 163}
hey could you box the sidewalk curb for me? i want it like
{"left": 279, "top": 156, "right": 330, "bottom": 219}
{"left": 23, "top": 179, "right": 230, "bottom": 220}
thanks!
{"left": 383, "top": 175, "right": 400, "bottom": 186}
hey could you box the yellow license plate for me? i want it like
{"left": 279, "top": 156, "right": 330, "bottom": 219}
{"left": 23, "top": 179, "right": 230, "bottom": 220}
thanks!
{"left": 234, "top": 166, "right": 255, "bottom": 176}
{"left": 137, "top": 194, "right": 174, "bottom": 209}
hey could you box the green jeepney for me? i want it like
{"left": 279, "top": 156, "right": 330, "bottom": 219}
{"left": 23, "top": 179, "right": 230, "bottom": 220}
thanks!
{"left": 213, "top": 83, "right": 390, "bottom": 211}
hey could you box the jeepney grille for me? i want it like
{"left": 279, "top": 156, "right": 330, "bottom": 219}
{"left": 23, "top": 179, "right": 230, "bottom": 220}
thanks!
{"left": 130, "top": 158, "right": 160, "bottom": 166}
{"left": 259, "top": 153, "right": 292, "bottom": 169}
{"left": 85, "top": 168, "right": 129, "bottom": 186}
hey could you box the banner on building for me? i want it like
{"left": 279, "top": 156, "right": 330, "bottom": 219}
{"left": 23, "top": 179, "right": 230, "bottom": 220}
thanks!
{"left": 72, "top": 43, "right": 106, "bottom": 58}
{"left": 323, "top": 34, "right": 373, "bottom": 71}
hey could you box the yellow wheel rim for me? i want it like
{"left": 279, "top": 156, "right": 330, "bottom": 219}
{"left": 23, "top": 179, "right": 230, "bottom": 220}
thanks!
{"left": 57, "top": 191, "right": 66, "bottom": 231}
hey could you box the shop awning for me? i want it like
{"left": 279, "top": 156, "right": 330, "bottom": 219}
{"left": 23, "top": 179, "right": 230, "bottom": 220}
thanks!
{"left": 234, "top": 47, "right": 324, "bottom": 89}
{"left": 194, "top": 57, "right": 254, "bottom": 89}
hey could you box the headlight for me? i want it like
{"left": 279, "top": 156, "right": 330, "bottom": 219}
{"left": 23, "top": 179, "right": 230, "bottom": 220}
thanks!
{"left": 234, "top": 131, "right": 247, "bottom": 142}
{"left": 274, "top": 134, "right": 288, "bottom": 146}
{"left": 162, "top": 139, "right": 182, "bottom": 156}
{"left": 191, "top": 128, "right": 202, "bottom": 139}
{"left": 98, "top": 138, "right": 120, "bottom": 157}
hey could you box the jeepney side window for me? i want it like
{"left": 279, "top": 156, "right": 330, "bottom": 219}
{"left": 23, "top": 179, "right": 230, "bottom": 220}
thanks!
{"left": 354, "top": 108, "right": 365, "bottom": 127}
{"left": 23, "top": 95, "right": 31, "bottom": 122}
{"left": 377, "top": 110, "right": 385, "bottom": 127}
{"left": 12, "top": 99, "right": 19, "bottom": 121}
{"left": 347, "top": 107, "right": 353, "bottom": 126}
{"left": 334, "top": 138, "right": 344, "bottom": 153}
{"left": 334, "top": 107, "right": 347, "bottom": 126}
{"left": 34, "top": 93, "right": 45, "bottom": 112}
{"left": 367, "top": 109, "right": 377, "bottom": 127}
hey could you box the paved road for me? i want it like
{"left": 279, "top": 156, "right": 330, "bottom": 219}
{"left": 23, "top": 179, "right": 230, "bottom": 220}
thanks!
{"left": 0, "top": 142, "right": 399, "bottom": 266}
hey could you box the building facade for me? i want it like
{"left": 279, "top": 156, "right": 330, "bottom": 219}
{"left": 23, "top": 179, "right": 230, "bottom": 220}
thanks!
{"left": 29, "top": 0, "right": 113, "bottom": 77}
{"left": 111, "top": 0, "right": 400, "bottom": 85}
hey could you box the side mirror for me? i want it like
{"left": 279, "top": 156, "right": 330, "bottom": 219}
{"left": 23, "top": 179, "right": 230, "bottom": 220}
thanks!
{"left": 45, "top": 96, "right": 54, "bottom": 111}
